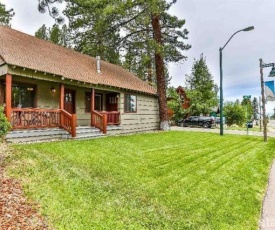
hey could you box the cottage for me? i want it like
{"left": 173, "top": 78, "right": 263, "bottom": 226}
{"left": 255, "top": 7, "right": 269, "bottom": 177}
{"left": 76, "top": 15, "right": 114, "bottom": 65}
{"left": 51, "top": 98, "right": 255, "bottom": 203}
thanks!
{"left": 167, "top": 86, "right": 190, "bottom": 119}
{"left": 0, "top": 26, "right": 159, "bottom": 141}
{"left": 176, "top": 86, "right": 190, "bottom": 109}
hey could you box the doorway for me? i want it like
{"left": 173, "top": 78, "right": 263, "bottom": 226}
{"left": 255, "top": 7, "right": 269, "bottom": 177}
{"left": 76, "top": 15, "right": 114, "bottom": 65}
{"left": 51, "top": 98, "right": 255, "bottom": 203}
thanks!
{"left": 64, "top": 89, "right": 75, "bottom": 114}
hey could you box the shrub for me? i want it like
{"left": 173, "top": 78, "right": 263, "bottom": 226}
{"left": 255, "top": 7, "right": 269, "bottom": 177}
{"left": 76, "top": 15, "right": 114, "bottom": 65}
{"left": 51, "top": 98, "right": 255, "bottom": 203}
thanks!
{"left": 0, "top": 105, "right": 11, "bottom": 138}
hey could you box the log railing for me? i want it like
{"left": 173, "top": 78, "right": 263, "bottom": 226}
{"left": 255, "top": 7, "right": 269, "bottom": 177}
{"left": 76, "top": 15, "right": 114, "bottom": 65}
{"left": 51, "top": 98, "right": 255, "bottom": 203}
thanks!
{"left": 91, "top": 111, "right": 120, "bottom": 134}
{"left": 11, "top": 108, "right": 60, "bottom": 129}
{"left": 11, "top": 108, "right": 76, "bottom": 137}
{"left": 60, "top": 109, "right": 76, "bottom": 137}
{"left": 100, "top": 111, "right": 120, "bottom": 125}
{"left": 91, "top": 110, "right": 107, "bottom": 134}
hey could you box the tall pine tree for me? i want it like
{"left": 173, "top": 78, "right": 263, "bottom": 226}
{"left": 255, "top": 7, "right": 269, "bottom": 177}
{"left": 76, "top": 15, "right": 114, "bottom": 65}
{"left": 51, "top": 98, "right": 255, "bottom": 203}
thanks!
{"left": 35, "top": 23, "right": 70, "bottom": 47}
{"left": 185, "top": 54, "right": 218, "bottom": 116}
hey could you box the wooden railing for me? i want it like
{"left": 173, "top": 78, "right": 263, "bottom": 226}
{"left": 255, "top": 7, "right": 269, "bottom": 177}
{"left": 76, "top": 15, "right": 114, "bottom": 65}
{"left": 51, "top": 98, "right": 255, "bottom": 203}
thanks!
{"left": 91, "top": 111, "right": 120, "bottom": 134}
{"left": 11, "top": 108, "right": 76, "bottom": 137}
{"left": 60, "top": 109, "right": 76, "bottom": 137}
{"left": 91, "top": 111, "right": 107, "bottom": 134}
{"left": 11, "top": 108, "right": 60, "bottom": 129}
{"left": 101, "top": 111, "right": 120, "bottom": 125}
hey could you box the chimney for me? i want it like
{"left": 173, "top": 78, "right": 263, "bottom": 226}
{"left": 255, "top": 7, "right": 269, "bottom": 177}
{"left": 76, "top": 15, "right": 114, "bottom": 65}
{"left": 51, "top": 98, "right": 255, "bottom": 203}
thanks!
{"left": 96, "top": 56, "right": 101, "bottom": 73}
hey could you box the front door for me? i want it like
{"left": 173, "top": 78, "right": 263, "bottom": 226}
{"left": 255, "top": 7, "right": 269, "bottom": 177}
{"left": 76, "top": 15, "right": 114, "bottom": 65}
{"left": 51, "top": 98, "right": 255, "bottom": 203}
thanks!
{"left": 106, "top": 93, "right": 118, "bottom": 111}
{"left": 64, "top": 89, "right": 75, "bottom": 114}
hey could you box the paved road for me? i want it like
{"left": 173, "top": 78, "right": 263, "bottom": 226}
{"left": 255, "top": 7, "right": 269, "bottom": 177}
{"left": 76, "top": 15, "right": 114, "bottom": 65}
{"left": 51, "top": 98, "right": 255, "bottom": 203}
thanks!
{"left": 171, "top": 126, "right": 275, "bottom": 138}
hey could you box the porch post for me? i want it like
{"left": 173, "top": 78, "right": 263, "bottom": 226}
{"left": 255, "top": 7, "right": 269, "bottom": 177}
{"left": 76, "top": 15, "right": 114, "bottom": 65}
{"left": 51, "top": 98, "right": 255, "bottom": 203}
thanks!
{"left": 91, "top": 88, "right": 95, "bottom": 126}
{"left": 60, "top": 83, "right": 64, "bottom": 127}
{"left": 103, "top": 113, "right": 107, "bottom": 134}
{"left": 72, "top": 114, "right": 76, "bottom": 137}
{"left": 5, "top": 74, "right": 12, "bottom": 122}
{"left": 60, "top": 83, "right": 64, "bottom": 110}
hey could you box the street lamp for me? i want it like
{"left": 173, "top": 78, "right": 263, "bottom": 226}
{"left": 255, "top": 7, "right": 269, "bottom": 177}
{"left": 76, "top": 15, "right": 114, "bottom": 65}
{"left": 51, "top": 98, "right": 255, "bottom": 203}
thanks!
{"left": 259, "top": 59, "right": 275, "bottom": 142}
{"left": 219, "top": 26, "right": 254, "bottom": 135}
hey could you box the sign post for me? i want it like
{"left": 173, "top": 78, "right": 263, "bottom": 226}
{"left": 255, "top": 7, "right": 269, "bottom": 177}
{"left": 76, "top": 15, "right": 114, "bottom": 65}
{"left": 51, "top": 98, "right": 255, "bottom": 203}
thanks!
{"left": 243, "top": 95, "right": 251, "bottom": 135}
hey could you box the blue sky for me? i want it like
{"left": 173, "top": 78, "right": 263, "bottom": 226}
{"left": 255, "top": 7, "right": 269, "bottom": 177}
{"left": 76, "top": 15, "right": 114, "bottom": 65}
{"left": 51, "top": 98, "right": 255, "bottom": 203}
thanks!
{"left": 2, "top": 0, "right": 275, "bottom": 114}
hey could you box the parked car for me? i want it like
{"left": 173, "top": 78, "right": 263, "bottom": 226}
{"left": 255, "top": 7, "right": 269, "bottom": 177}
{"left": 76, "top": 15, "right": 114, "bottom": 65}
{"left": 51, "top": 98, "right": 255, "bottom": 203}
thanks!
{"left": 178, "top": 116, "right": 215, "bottom": 128}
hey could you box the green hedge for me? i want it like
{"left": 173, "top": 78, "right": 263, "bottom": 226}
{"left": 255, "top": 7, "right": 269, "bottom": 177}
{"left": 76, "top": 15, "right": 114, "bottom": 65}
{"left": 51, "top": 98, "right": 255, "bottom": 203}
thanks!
{"left": 0, "top": 105, "right": 11, "bottom": 138}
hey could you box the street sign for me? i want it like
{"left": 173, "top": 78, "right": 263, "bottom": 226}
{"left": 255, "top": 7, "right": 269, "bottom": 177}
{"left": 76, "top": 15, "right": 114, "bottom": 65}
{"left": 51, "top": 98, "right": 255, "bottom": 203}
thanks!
{"left": 243, "top": 95, "right": 251, "bottom": 99}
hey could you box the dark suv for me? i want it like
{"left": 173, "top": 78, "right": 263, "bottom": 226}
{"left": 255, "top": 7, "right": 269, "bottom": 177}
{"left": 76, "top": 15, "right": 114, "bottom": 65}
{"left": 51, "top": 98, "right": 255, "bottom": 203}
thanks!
{"left": 178, "top": 116, "right": 215, "bottom": 128}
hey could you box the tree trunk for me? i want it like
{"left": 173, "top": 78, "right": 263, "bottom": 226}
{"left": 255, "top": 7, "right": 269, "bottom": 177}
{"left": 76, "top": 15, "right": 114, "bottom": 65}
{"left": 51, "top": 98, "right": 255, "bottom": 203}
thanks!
{"left": 151, "top": 13, "right": 169, "bottom": 130}
{"left": 146, "top": 24, "right": 153, "bottom": 83}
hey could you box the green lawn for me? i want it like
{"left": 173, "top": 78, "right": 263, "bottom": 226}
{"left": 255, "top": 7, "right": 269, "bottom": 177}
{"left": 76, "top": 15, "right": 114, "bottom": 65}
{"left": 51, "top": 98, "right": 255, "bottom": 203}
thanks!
{"left": 6, "top": 131, "right": 275, "bottom": 229}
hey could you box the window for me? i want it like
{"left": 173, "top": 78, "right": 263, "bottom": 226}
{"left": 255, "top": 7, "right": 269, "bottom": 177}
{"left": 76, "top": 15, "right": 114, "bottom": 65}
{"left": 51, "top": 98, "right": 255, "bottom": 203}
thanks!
{"left": 12, "top": 84, "right": 35, "bottom": 108}
{"left": 180, "top": 94, "right": 185, "bottom": 104}
{"left": 124, "top": 94, "right": 137, "bottom": 113}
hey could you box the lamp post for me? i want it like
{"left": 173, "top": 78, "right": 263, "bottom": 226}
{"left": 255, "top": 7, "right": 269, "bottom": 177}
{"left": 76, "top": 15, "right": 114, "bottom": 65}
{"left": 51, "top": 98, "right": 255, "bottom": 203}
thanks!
{"left": 219, "top": 26, "right": 254, "bottom": 135}
{"left": 259, "top": 59, "right": 275, "bottom": 142}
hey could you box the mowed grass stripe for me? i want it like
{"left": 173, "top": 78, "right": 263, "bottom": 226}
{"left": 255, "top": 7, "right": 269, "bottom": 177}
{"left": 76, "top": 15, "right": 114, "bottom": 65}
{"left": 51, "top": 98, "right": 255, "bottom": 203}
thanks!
{"left": 6, "top": 131, "right": 275, "bottom": 229}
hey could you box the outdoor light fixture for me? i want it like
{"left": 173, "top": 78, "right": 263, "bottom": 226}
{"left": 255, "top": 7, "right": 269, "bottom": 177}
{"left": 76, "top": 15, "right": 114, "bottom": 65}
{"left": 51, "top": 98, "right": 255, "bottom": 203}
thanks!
{"left": 259, "top": 59, "right": 275, "bottom": 142}
{"left": 243, "top": 26, "right": 254, "bottom": 31}
{"left": 268, "top": 66, "right": 275, "bottom": 77}
{"left": 219, "top": 26, "right": 254, "bottom": 136}
{"left": 51, "top": 87, "right": 56, "bottom": 93}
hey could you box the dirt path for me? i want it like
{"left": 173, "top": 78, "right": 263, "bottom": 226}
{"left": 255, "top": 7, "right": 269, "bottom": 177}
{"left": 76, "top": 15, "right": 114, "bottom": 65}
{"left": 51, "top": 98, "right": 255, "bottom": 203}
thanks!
{"left": 0, "top": 142, "right": 50, "bottom": 230}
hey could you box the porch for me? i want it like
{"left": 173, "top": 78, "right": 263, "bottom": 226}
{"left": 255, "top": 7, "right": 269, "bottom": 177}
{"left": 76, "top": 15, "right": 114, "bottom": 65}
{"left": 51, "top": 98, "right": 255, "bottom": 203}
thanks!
{"left": 9, "top": 108, "right": 120, "bottom": 137}
{"left": 1, "top": 74, "right": 121, "bottom": 137}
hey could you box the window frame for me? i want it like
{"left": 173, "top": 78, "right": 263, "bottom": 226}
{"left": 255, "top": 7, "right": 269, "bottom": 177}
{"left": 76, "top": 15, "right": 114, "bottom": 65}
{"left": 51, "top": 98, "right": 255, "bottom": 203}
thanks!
{"left": 124, "top": 94, "right": 137, "bottom": 113}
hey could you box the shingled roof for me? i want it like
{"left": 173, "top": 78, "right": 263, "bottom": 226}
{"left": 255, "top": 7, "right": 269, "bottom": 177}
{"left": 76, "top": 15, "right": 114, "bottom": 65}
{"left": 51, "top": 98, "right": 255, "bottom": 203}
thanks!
{"left": 0, "top": 26, "right": 157, "bottom": 95}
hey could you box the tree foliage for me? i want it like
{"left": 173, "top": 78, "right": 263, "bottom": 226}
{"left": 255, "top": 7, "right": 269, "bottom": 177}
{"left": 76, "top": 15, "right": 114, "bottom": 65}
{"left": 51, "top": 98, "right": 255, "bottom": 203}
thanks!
{"left": 224, "top": 101, "right": 246, "bottom": 126}
{"left": 0, "top": 3, "right": 14, "bottom": 26}
{"left": 0, "top": 106, "right": 11, "bottom": 138}
{"left": 241, "top": 97, "right": 253, "bottom": 121}
{"left": 185, "top": 54, "right": 218, "bottom": 116}
{"left": 62, "top": 1, "right": 121, "bottom": 64}
{"left": 167, "top": 87, "right": 188, "bottom": 122}
{"left": 252, "top": 97, "right": 259, "bottom": 120}
{"left": 35, "top": 23, "right": 70, "bottom": 47}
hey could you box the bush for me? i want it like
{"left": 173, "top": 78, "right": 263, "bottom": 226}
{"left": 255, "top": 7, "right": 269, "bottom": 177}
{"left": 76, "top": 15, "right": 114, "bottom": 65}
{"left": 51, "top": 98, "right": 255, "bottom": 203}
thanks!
{"left": 0, "top": 105, "right": 11, "bottom": 138}
{"left": 224, "top": 102, "right": 246, "bottom": 126}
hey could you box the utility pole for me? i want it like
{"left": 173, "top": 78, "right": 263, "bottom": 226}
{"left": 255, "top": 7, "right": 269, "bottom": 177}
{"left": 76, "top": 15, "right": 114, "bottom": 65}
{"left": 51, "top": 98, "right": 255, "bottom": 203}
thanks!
{"left": 260, "top": 59, "right": 267, "bottom": 142}
{"left": 259, "top": 96, "right": 262, "bottom": 131}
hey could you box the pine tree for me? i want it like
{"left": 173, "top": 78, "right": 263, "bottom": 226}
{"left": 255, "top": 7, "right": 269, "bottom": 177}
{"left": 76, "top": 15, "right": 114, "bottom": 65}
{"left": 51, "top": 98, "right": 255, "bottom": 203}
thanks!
{"left": 185, "top": 54, "right": 218, "bottom": 116}
{"left": 35, "top": 24, "right": 70, "bottom": 47}
{"left": 35, "top": 24, "right": 48, "bottom": 40}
